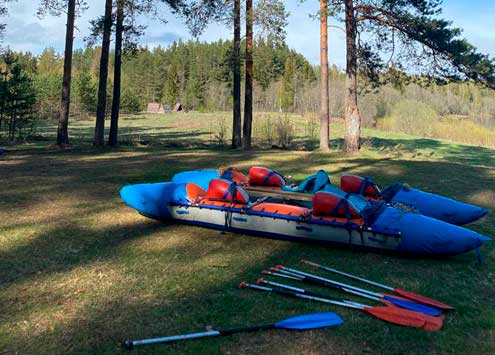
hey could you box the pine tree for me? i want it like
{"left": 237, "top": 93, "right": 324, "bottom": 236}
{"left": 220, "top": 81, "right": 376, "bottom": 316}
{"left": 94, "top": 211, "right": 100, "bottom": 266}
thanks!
{"left": 279, "top": 55, "right": 297, "bottom": 111}
{"left": 243, "top": 0, "right": 254, "bottom": 149}
{"left": 319, "top": 0, "right": 329, "bottom": 151}
{"left": 76, "top": 70, "right": 97, "bottom": 115}
{"left": 0, "top": 51, "right": 36, "bottom": 141}
{"left": 327, "top": 0, "right": 495, "bottom": 152}
{"left": 93, "top": 0, "right": 112, "bottom": 147}
{"left": 232, "top": 0, "right": 242, "bottom": 148}
{"left": 108, "top": 0, "right": 125, "bottom": 147}
{"left": 37, "top": 0, "right": 87, "bottom": 146}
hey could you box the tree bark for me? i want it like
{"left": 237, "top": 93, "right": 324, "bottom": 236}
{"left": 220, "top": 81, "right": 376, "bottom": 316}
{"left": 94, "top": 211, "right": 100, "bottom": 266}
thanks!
{"left": 344, "top": 0, "right": 361, "bottom": 152}
{"left": 243, "top": 0, "right": 253, "bottom": 149}
{"left": 94, "top": 0, "right": 112, "bottom": 146}
{"left": 57, "top": 0, "right": 76, "bottom": 146}
{"left": 319, "top": 0, "right": 330, "bottom": 151}
{"left": 231, "top": 0, "right": 242, "bottom": 148}
{"left": 108, "top": 0, "right": 125, "bottom": 147}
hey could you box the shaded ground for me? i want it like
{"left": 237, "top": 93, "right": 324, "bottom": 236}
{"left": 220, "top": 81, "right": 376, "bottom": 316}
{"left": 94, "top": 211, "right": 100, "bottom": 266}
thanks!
{"left": 0, "top": 115, "right": 494, "bottom": 354}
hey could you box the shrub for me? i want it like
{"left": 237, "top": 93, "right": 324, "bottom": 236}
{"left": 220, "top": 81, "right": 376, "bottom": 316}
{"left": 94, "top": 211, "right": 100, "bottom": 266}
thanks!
{"left": 304, "top": 113, "right": 318, "bottom": 141}
{"left": 380, "top": 99, "right": 438, "bottom": 137}
{"left": 213, "top": 115, "right": 228, "bottom": 147}
{"left": 258, "top": 113, "right": 275, "bottom": 146}
{"left": 275, "top": 113, "right": 295, "bottom": 148}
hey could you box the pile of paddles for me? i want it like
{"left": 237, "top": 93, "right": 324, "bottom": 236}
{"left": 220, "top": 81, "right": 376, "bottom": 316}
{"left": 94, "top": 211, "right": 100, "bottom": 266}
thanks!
{"left": 123, "top": 260, "right": 451, "bottom": 349}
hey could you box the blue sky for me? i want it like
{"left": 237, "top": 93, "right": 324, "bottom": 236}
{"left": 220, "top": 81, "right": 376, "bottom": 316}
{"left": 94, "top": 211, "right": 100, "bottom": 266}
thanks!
{"left": 3, "top": 0, "right": 494, "bottom": 67}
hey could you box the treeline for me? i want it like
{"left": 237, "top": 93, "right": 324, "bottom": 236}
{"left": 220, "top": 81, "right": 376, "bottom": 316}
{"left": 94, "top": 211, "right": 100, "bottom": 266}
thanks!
{"left": 2, "top": 40, "right": 495, "bottom": 143}
{"left": 123, "top": 38, "right": 316, "bottom": 112}
{"left": 1, "top": 38, "right": 315, "bottom": 133}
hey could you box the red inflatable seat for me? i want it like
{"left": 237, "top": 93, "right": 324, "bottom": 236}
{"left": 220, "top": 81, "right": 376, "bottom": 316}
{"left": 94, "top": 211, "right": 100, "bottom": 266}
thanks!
{"left": 340, "top": 174, "right": 380, "bottom": 198}
{"left": 220, "top": 167, "right": 249, "bottom": 185}
{"left": 312, "top": 191, "right": 361, "bottom": 218}
{"left": 249, "top": 167, "right": 285, "bottom": 187}
{"left": 205, "top": 179, "right": 249, "bottom": 204}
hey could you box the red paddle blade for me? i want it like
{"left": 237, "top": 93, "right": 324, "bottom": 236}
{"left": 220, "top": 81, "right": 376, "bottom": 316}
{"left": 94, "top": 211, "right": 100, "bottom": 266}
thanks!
{"left": 363, "top": 306, "right": 426, "bottom": 328}
{"left": 394, "top": 288, "right": 454, "bottom": 310}
{"left": 365, "top": 305, "right": 443, "bottom": 331}
{"left": 375, "top": 299, "right": 445, "bottom": 331}
{"left": 423, "top": 314, "right": 445, "bottom": 331}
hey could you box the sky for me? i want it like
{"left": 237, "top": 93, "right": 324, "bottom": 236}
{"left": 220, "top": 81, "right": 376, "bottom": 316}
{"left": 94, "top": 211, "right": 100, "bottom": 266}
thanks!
{"left": 2, "top": 0, "right": 495, "bottom": 67}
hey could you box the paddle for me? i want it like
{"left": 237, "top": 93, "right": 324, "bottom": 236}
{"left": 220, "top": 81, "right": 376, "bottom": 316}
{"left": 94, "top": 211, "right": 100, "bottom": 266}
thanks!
{"left": 301, "top": 259, "right": 454, "bottom": 310}
{"left": 123, "top": 312, "right": 343, "bottom": 349}
{"left": 257, "top": 278, "right": 372, "bottom": 309}
{"left": 262, "top": 269, "right": 302, "bottom": 280}
{"left": 240, "top": 282, "right": 442, "bottom": 330}
{"left": 273, "top": 266, "right": 442, "bottom": 316}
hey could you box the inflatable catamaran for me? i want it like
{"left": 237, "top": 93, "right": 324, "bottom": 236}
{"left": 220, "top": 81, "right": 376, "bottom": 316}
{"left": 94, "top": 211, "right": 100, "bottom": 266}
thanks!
{"left": 120, "top": 167, "right": 490, "bottom": 257}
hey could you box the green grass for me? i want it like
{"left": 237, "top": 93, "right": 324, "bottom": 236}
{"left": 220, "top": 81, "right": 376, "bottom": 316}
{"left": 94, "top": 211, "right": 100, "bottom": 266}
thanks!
{"left": 0, "top": 112, "right": 494, "bottom": 354}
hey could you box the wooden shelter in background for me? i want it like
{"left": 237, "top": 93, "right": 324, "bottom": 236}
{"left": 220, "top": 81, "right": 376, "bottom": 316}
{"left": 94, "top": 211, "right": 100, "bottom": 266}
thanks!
{"left": 174, "top": 103, "right": 183, "bottom": 112}
{"left": 147, "top": 102, "right": 182, "bottom": 114}
{"left": 147, "top": 103, "right": 164, "bottom": 114}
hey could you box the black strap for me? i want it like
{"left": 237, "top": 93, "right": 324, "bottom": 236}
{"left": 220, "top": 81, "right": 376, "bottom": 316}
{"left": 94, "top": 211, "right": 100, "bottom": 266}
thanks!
{"left": 358, "top": 177, "right": 371, "bottom": 196}
{"left": 222, "top": 183, "right": 237, "bottom": 234}
{"left": 331, "top": 198, "right": 352, "bottom": 222}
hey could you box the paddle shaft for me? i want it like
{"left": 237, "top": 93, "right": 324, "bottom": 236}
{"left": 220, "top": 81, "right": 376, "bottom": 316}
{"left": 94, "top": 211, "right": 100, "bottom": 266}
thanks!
{"left": 301, "top": 260, "right": 393, "bottom": 291}
{"left": 263, "top": 270, "right": 302, "bottom": 280}
{"left": 263, "top": 273, "right": 382, "bottom": 303}
{"left": 300, "top": 260, "right": 454, "bottom": 310}
{"left": 244, "top": 283, "right": 366, "bottom": 310}
{"left": 279, "top": 266, "right": 386, "bottom": 299}
{"left": 273, "top": 268, "right": 442, "bottom": 316}
{"left": 258, "top": 279, "right": 373, "bottom": 307}
{"left": 124, "top": 324, "right": 275, "bottom": 349}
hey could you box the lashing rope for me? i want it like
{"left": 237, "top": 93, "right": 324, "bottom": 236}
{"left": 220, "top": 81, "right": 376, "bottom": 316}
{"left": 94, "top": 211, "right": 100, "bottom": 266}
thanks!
{"left": 222, "top": 182, "right": 237, "bottom": 234}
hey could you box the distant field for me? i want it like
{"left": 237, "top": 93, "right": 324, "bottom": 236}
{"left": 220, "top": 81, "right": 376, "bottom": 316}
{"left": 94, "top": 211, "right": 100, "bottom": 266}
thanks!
{"left": 29, "top": 111, "right": 495, "bottom": 150}
{"left": 1, "top": 112, "right": 494, "bottom": 354}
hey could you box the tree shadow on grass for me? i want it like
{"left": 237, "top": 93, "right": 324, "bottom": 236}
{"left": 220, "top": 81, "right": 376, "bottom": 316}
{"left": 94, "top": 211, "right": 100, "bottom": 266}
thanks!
{"left": 1, "top": 144, "right": 494, "bottom": 353}
{"left": 3, "top": 224, "right": 493, "bottom": 354}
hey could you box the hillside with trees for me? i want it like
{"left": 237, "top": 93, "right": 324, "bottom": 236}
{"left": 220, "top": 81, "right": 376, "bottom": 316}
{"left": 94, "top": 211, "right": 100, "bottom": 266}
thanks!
{"left": 1, "top": 39, "right": 495, "bottom": 147}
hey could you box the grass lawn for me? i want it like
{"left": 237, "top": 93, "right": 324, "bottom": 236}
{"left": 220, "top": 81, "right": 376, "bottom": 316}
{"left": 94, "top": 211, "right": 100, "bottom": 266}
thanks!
{"left": 1, "top": 113, "right": 494, "bottom": 354}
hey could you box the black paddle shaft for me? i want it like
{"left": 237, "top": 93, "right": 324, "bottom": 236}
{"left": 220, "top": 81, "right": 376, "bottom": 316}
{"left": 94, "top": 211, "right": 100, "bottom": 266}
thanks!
{"left": 219, "top": 324, "right": 275, "bottom": 336}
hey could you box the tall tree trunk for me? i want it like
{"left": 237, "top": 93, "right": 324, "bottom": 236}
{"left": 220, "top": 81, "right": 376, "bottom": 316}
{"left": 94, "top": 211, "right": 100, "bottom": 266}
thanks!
{"left": 94, "top": 0, "right": 113, "bottom": 146}
{"left": 243, "top": 0, "right": 253, "bottom": 149}
{"left": 108, "top": 0, "right": 125, "bottom": 147}
{"left": 57, "top": 0, "right": 76, "bottom": 146}
{"left": 231, "top": 0, "right": 242, "bottom": 148}
{"left": 319, "top": 0, "right": 330, "bottom": 151}
{"left": 343, "top": 0, "right": 361, "bottom": 152}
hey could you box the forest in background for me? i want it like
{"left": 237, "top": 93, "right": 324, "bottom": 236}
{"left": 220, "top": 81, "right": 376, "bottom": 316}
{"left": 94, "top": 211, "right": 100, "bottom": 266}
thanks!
{"left": 1, "top": 38, "right": 495, "bottom": 146}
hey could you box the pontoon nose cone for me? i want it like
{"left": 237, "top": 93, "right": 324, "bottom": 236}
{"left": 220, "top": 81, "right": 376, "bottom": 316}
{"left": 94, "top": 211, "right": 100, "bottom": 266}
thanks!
{"left": 120, "top": 183, "right": 178, "bottom": 220}
{"left": 439, "top": 205, "right": 489, "bottom": 226}
{"left": 172, "top": 170, "right": 219, "bottom": 190}
{"left": 398, "top": 213, "right": 491, "bottom": 256}
{"left": 390, "top": 187, "right": 489, "bottom": 225}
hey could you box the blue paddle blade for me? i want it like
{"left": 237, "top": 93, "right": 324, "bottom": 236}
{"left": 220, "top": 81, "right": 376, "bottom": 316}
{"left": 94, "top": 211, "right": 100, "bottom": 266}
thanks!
{"left": 274, "top": 312, "right": 344, "bottom": 330}
{"left": 383, "top": 295, "right": 442, "bottom": 316}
